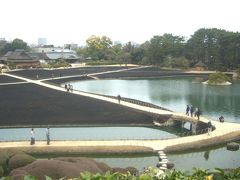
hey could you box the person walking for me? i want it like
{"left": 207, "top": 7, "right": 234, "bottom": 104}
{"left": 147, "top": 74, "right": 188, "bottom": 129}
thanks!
{"left": 219, "top": 116, "right": 224, "bottom": 122}
{"left": 196, "top": 108, "right": 202, "bottom": 120}
{"left": 70, "top": 84, "right": 73, "bottom": 92}
{"left": 117, "top": 94, "right": 121, "bottom": 104}
{"left": 46, "top": 127, "right": 50, "bottom": 145}
{"left": 190, "top": 106, "right": 194, "bottom": 117}
{"left": 30, "top": 128, "right": 35, "bottom": 145}
{"left": 186, "top": 105, "right": 190, "bottom": 116}
{"left": 207, "top": 120, "right": 212, "bottom": 135}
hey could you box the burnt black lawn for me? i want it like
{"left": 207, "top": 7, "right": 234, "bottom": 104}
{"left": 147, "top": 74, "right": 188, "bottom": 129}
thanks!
{"left": 0, "top": 83, "right": 153, "bottom": 127}
{"left": 7, "top": 66, "right": 127, "bottom": 80}
{"left": 95, "top": 67, "right": 199, "bottom": 79}
{"left": 0, "top": 75, "right": 24, "bottom": 83}
{"left": 1, "top": 66, "right": 197, "bottom": 127}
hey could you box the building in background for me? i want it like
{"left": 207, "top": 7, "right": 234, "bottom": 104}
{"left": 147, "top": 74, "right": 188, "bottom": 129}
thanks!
{"left": 64, "top": 43, "right": 78, "bottom": 50}
{"left": 38, "top": 38, "right": 47, "bottom": 46}
{"left": 0, "top": 49, "right": 40, "bottom": 68}
{"left": 28, "top": 49, "right": 79, "bottom": 64}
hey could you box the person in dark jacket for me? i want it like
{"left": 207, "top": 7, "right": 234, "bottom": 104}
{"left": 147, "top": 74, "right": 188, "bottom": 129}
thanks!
{"left": 46, "top": 127, "right": 50, "bottom": 145}
{"left": 186, "top": 105, "right": 190, "bottom": 116}
{"left": 190, "top": 106, "right": 194, "bottom": 117}
{"left": 196, "top": 108, "right": 202, "bottom": 120}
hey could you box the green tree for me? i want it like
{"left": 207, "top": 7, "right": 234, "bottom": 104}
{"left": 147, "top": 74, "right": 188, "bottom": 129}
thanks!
{"left": 185, "top": 28, "right": 240, "bottom": 70}
{"left": 86, "top": 35, "right": 112, "bottom": 60}
{"left": 148, "top": 34, "right": 185, "bottom": 64}
{"left": 11, "top": 38, "right": 28, "bottom": 50}
{"left": 0, "top": 38, "right": 29, "bottom": 55}
{"left": 76, "top": 46, "right": 88, "bottom": 60}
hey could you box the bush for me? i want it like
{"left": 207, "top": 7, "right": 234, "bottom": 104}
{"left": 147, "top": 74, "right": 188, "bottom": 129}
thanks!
{"left": 8, "top": 154, "right": 36, "bottom": 171}
{"left": 236, "top": 68, "right": 240, "bottom": 78}
{"left": 208, "top": 72, "right": 230, "bottom": 84}
{"left": 0, "top": 166, "right": 4, "bottom": 177}
{"left": 7, "top": 62, "right": 16, "bottom": 70}
{"left": 0, "top": 151, "right": 9, "bottom": 175}
{"left": 41, "top": 60, "right": 71, "bottom": 69}
{"left": 162, "top": 56, "right": 190, "bottom": 70}
{"left": 3, "top": 167, "right": 240, "bottom": 179}
{"left": 85, "top": 60, "right": 119, "bottom": 66}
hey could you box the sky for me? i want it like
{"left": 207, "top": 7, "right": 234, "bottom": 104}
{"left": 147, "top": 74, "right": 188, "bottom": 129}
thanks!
{"left": 0, "top": 0, "right": 239, "bottom": 46}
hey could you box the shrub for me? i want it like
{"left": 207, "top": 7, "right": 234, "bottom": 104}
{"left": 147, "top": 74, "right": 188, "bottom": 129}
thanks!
{"left": 0, "top": 166, "right": 4, "bottom": 177}
{"left": 85, "top": 60, "right": 119, "bottom": 66}
{"left": 7, "top": 62, "right": 16, "bottom": 70}
{"left": 0, "top": 151, "right": 9, "bottom": 175}
{"left": 236, "top": 68, "right": 240, "bottom": 78}
{"left": 3, "top": 167, "right": 240, "bottom": 179}
{"left": 8, "top": 154, "right": 36, "bottom": 171}
{"left": 208, "top": 72, "right": 230, "bottom": 84}
{"left": 162, "top": 56, "right": 190, "bottom": 70}
{"left": 41, "top": 60, "right": 71, "bottom": 69}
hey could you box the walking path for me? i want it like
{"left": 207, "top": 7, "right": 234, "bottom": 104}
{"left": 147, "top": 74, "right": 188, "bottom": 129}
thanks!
{"left": 0, "top": 82, "right": 29, "bottom": 86}
{"left": 1, "top": 67, "right": 240, "bottom": 152}
{"left": 39, "top": 65, "right": 150, "bottom": 81}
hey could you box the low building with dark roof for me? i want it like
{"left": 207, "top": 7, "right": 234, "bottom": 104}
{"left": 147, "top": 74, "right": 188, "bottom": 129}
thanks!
{"left": 28, "top": 52, "right": 51, "bottom": 64}
{"left": 194, "top": 61, "right": 207, "bottom": 71}
{"left": 0, "top": 49, "right": 40, "bottom": 69}
{"left": 45, "top": 51, "right": 79, "bottom": 63}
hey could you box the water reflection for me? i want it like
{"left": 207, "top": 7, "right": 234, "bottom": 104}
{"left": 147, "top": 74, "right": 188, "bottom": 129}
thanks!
{"left": 168, "top": 146, "right": 240, "bottom": 170}
{"left": 70, "top": 77, "right": 240, "bottom": 122}
{"left": 0, "top": 127, "right": 178, "bottom": 141}
{"left": 203, "top": 150, "right": 210, "bottom": 160}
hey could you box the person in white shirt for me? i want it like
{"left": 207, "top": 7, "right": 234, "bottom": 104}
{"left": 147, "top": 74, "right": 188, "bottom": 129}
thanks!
{"left": 30, "top": 128, "right": 35, "bottom": 145}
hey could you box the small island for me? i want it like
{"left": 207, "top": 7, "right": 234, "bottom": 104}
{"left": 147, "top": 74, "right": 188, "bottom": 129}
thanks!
{"left": 202, "top": 72, "right": 232, "bottom": 85}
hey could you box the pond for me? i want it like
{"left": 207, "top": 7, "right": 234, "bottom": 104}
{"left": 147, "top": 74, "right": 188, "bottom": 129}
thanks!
{"left": 0, "top": 127, "right": 178, "bottom": 141}
{"left": 70, "top": 76, "right": 240, "bottom": 123}
{"left": 168, "top": 143, "right": 240, "bottom": 170}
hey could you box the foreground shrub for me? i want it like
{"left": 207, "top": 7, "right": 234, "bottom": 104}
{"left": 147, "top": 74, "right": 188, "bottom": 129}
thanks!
{"left": 0, "top": 151, "right": 8, "bottom": 174}
{"left": 0, "top": 166, "right": 4, "bottom": 177}
{"left": 8, "top": 154, "right": 36, "bottom": 171}
{"left": 1, "top": 168, "right": 240, "bottom": 179}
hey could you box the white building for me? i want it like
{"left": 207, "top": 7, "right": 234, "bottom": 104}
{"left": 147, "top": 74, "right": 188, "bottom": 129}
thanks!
{"left": 38, "top": 38, "right": 47, "bottom": 46}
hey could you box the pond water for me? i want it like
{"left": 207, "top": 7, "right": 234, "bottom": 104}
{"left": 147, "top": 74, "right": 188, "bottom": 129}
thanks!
{"left": 168, "top": 144, "right": 240, "bottom": 170}
{"left": 93, "top": 144, "right": 240, "bottom": 171}
{"left": 70, "top": 77, "right": 240, "bottom": 123}
{"left": 0, "top": 127, "right": 178, "bottom": 141}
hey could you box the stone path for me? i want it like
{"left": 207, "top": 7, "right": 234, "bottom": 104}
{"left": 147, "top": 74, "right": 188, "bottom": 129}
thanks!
{"left": 38, "top": 65, "right": 150, "bottom": 81}
{"left": 1, "top": 67, "right": 240, "bottom": 152}
{"left": 0, "top": 82, "right": 29, "bottom": 86}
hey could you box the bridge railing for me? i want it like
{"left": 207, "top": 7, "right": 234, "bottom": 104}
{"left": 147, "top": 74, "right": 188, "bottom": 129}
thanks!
{"left": 42, "top": 78, "right": 172, "bottom": 112}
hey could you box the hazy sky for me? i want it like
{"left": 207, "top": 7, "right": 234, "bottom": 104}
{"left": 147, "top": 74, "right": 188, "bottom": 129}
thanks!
{"left": 0, "top": 0, "right": 239, "bottom": 46}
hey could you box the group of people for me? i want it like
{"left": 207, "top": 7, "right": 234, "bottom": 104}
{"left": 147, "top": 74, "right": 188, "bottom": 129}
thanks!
{"left": 64, "top": 84, "right": 73, "bottom": 92}
{"left": 30, "top": 127, "right": 50, "bottom": 145}
{"left": 185, "top": 105, "right": 202, "bottom": 120}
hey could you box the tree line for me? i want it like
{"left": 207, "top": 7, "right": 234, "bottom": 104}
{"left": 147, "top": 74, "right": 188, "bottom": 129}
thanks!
{"left": 77, "top": 28, "right": 240, "bottom": 70}
{"left": 1, "top": 28, "right": 240, "bottom": 70}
